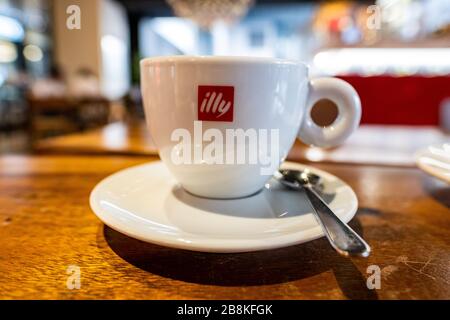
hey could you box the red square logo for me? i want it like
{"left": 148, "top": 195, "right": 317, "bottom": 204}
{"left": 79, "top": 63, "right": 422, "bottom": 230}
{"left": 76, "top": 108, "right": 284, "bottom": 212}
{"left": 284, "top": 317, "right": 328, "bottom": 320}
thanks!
{"left": 198, "top": 85, "right": 234, "bottom": 122}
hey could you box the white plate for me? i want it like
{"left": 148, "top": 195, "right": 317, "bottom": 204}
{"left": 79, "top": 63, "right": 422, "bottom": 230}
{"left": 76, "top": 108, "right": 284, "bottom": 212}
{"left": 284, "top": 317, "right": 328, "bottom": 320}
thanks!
{"left": 415, "top": 143, "right": 450, "bottom": 184}
{"left": 90, "top": 161, "right": 358, "bottom": 253}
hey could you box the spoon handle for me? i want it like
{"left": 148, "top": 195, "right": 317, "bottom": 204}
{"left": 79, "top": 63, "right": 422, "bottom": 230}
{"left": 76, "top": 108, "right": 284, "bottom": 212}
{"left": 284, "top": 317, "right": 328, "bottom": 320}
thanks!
{"left": 303, "top": 186, "right": 371, "bottom": 257}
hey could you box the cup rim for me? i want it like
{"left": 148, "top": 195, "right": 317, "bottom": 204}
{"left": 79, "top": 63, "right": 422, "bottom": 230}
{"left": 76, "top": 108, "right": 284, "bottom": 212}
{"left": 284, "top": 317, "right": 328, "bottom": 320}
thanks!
{"left": 140, "top": 55, "right": 307, "bottom": 68}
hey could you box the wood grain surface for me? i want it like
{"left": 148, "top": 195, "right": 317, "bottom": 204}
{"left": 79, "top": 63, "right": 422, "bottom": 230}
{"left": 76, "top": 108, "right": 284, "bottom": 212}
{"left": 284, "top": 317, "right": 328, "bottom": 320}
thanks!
{"left": 35, "top": 121, "right": 157, "bottom": 156}
{"left": 0, "top": 155, "right": 449, "bottom": 299}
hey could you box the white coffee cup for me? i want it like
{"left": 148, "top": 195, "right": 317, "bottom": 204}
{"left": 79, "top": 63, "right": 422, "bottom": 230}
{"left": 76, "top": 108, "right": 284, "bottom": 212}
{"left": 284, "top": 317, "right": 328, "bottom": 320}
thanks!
{"left": 141, "top": 56, "right": 361, "bottom": 199}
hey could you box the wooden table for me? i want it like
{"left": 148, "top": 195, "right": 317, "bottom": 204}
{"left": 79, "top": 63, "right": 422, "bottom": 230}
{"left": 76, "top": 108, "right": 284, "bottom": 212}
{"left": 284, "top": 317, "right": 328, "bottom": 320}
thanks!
{"left": 35, "top": 121, "right": 156, "bottom": 156}
{"left": 35, "top": 121, "right": 449, "bottom": 167}
{"left": 0, "top": 154, "right": 449, "bottom": 299}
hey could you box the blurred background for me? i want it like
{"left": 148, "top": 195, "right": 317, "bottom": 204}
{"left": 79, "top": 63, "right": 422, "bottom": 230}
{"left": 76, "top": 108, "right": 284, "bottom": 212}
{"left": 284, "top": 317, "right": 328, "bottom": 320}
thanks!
{"left": 0, "top": 0, "right": 449, "bottom": 155}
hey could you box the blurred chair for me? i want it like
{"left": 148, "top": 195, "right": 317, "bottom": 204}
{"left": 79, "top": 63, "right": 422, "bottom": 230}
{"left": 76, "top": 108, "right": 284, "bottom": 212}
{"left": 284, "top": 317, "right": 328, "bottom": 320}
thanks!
{"left": 77, "top": 96, "right": 111, "bottom": 129}
{"left": 124, "top": 84, "right": 145, "bottom": 119}
{"left": 27, "top": 94, "right": 111, "bottom": 147}
{"left": 27, "top": 95, "right": 78, "bottom": 145}
{"left": 68, "top": 68, "right": 111, "bottom": 129}
{"left": 26, "top": 65, "right": 111, "bottom": 146}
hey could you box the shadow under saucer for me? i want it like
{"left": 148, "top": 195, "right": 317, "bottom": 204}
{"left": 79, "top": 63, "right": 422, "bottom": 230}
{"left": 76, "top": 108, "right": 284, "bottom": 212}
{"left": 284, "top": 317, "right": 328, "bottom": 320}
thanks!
{"left": 100, "top": 216, "right": 377, "bottom": 300}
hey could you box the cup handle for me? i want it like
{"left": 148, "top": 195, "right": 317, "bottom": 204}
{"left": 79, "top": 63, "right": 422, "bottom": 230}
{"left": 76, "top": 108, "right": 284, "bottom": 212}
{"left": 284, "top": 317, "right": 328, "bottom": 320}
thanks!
{"left": 298, "top": 77, "right": 361, "bottom": 147}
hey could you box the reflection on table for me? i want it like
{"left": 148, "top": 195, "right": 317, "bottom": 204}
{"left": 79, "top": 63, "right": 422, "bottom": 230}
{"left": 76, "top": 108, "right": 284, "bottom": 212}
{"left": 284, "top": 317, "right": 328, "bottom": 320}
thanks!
{"left": 35, "top": 121, "right": 449, "bottom": 167}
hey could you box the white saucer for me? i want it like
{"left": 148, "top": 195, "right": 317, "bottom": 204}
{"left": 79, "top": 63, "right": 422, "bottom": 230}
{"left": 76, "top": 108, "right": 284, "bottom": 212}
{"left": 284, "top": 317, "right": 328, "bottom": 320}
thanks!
{"left": 415, "top": 143, "right": 450, "bottom": 184}
{"left": 90, "top": 161, "right": 358, "bottom": 253}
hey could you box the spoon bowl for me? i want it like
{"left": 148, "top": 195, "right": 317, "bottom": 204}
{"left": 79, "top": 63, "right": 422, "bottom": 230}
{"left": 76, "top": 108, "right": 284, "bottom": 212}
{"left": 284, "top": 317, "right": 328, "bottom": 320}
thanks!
{"left": 276, "top": 168, "right": 371, "bottom": 258}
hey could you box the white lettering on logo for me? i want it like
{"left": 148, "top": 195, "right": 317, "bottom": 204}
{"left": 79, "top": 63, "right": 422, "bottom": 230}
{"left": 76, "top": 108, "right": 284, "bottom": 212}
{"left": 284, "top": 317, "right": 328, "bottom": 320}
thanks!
{"left": 199, "top": 91, "right": 232, "bottom": 118}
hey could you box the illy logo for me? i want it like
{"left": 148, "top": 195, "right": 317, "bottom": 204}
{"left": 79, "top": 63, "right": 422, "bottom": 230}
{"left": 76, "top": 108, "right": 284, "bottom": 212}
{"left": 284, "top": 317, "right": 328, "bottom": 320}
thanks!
{"left": 198, "top": 85, "right": 234, "bottom": 122}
